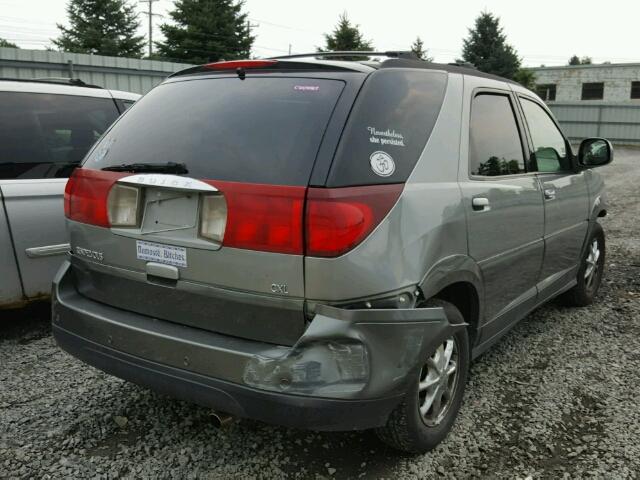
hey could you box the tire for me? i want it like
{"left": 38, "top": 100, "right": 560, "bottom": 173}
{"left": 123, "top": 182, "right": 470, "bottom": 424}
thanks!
{"left": 559, "top": 222, "right": 605, "bottom": 307}
{"left": 375, "top": 299, "right": 469, "bottom": 454}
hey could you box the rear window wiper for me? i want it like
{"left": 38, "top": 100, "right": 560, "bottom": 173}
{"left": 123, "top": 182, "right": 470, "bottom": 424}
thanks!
{"left": 101, "top": 162, "right": 188, "bottom": 174}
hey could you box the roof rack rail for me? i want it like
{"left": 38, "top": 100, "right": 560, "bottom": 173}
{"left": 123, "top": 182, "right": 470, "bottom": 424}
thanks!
{"left": 34, "top": 77, "right": 103, "bottom": 88}
{"left": 0, "top": 77, "right": 103, "bottom": 89}
{"left": 447, "top": 61, "right": 477, "bottom": 69}
{"left": 269, "top": 51, "right": 419, "bottom": 61}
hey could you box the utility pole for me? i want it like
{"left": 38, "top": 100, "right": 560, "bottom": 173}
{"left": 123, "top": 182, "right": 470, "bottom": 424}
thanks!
{"left": 246, "top": 19, "right": 258, "bottom": 58}
{"left": 140, "top": 0, "right": 160, "bottom": 57}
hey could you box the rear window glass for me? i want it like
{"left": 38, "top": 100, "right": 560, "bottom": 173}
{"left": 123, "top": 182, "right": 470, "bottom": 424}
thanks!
{"left": 326, "top": 69, "right": 447, "bottom": 186}
{"left": 0, "top": 92, "right": 119, "bottom": 179}
{"left": 83, "top": 77, "right": 345, "bottom": 186}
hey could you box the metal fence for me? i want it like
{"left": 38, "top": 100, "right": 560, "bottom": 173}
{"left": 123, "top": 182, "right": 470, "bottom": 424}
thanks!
{"left": 547, "top": 103, "right": 640, "bottom": 146}
{"left": 0, "top": 47, "right": 193, "bottom": 95}
{"left": 2, "top": 48, "right": 639, "bottom": 145}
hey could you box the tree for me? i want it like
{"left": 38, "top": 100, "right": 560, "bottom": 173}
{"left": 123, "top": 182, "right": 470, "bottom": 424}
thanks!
{"left": 320, "top": 13, "right": 373, "bottom": 52}
{"left": 0, "top": 38, "right": 18, "bottom": 48}
{"left": 568, "top": 55, "right": 592, "bottom": 65}
{"left": 514, "top": 68, "right": 536, "bottom": 90}
{"left": 568, "top": 55, "right": 581, "bottom": 65}
{"left": 156, "top": 0, "right": 253, "bottom": 64}
{"left": 410, "top": 36, "right": 433, "bottom": 61}
{"left": 460, "top": 11, "right": 521, "bottom": 79}
{"left": 53, "top": 0, "right": 145, "bottom": 57}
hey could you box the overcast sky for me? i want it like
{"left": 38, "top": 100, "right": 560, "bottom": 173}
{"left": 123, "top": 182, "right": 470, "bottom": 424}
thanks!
{"left": 0, "top": 0, "right": 638, "bottom": 66}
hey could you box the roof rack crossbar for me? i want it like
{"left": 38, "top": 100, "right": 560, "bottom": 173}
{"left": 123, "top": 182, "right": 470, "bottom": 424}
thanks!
{"left": 269, "top": 51, "right": 418, "bottom": 61}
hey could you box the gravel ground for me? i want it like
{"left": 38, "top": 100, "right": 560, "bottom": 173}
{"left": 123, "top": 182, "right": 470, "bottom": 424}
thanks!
{"left": 1, "top": 148, "right": 639, "bottom": 479}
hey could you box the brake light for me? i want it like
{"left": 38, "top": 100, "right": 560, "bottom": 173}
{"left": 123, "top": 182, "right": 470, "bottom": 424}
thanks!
{"left": 206, "top": 181, "right": 305, "bottom": 254}
{"left": 305, "top": 184, "right": 403, "bottom": 257}
{"left": 203, "top": 60, "right": 278, "bottom": 70}
{"left": 64, "top": 169, "right": 126, "bottom": 227}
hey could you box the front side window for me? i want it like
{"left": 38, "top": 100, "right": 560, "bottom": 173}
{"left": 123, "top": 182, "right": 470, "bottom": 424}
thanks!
{"left": 520, "top": 97, "right": 570, "bottom": 173}
{"left": 0, "top": 92, "right": 119, "bottom": 179}
{"left": 581, "top": 82, "right": 604, "bottom": 100}
{"left": 631, "top": 81, "right": 640, "bottom": 100}
{"left": 469, "top": 93, "right": 525, "bottom": 177}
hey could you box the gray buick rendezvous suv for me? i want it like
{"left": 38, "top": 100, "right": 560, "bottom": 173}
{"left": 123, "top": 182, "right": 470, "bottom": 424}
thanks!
{"left": 52, "top": 52, "right": 612, "bottom": 453}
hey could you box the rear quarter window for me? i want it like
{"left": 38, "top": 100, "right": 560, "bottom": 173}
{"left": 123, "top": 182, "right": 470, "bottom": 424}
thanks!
{"left": 325, "top": 69, "right": 448, "bottom": 186}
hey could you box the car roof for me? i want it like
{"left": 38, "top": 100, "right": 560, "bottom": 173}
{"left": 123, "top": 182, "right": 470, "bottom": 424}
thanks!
{"left": 171, "top": 52, "right": 520, "bottom": 87}
{"left": 0, "top": 79, "right": 140, "bottom": 100}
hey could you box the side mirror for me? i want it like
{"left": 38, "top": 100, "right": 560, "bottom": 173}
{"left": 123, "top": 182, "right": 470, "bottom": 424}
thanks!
{"left": 578, "top": 138, "right": 613, "bottom": 168}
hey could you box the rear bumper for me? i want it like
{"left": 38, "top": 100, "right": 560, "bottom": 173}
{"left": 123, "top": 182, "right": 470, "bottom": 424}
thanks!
{"left": 52, "top": 260, "right": 463, "bottom": 431}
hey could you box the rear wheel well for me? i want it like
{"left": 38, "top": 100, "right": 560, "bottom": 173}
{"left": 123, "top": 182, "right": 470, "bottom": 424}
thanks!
{"left": 430, "top": 282, "right": 479, "bottom": 347}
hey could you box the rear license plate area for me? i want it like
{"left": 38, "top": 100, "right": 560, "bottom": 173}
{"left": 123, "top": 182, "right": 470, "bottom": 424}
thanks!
{"left": 136, "top": 240, "right": 187, "bottom": 268}
{"left": 141, "top": 188, "right": 198, "bottom": 234}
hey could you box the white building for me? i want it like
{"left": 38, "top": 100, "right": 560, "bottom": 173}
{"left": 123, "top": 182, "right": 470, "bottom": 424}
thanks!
{"left": 530, "top": 63, "right": 640, "bottom": 104}
{"left": 529, "top": 63, "right": 640, "bottom": 145}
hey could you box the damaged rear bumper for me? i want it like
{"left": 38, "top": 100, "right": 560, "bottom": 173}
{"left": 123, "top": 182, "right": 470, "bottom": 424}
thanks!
{"left": 52, "top": 260, "right": 464, "bottom": 431}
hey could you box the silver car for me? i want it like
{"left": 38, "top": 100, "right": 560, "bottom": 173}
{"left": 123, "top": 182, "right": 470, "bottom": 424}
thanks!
{"left": 51, "top": 53, "right": 612, "bottom": 453}
{"left": 0, "top": 79, "right": 139, "bottom": 309}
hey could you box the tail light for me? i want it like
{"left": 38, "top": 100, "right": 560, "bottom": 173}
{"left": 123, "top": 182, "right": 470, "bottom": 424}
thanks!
{"left": 65, "top": 169, "right": 402, "bottom": 258}
{"left": 64, "top": 169, "right": 126, "bottom": 227}
{"left": 206, "top": 181, "right": 305, "bottom": 254}
{"left": 107, "top": 184, "right": 141, "bottom": 227}
{"left": 305, "top": 184, "right": 403, "bottom": 257}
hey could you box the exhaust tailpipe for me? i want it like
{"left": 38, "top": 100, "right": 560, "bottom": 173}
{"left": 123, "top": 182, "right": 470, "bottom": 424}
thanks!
{"left": 211, "top": 411, "right": 235, "bottom": 429}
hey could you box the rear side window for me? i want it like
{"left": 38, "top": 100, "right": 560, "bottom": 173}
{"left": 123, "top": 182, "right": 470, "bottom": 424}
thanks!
{"left": 0, "top": 92, "right": 119, "bottom": 180}
{"left": 325, "top": 69, "right": 447, "bottom": 187}
{"left": 469, "top": 94, "right": 525, "bottom": 176}
{"left": 84, "top": 77, "right": 345, "bottom": 186}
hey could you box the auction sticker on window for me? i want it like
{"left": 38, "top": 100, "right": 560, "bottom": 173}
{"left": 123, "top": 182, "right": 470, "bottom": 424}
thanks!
{"left": 136, "top": 240, "right": 187, "bottom": 268}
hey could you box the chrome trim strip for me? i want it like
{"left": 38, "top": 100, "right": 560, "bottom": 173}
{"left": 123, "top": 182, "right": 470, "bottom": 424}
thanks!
{"left": 118, "top": 174, "right": 218, "bottom": 192}
{"left": 25, "top": 243, "right": 70, "bottom": 258}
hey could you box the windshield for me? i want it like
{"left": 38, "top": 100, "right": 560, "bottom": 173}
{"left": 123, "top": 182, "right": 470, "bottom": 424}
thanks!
{"left": 83, "top": 77, "right": 345, "bottom": 186}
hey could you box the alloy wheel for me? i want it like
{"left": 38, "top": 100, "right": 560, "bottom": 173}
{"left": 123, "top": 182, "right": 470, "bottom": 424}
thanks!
{"left": 584, "top": 239, "right": 601, "bottom": 290}
{"left": 418, "top": 337, "right": 459, "bottom": 426}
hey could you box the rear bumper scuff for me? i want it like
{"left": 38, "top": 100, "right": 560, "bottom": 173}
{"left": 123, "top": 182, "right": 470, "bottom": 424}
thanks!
{"left": 52, "top": 259, "right": 464, "bottom": 431}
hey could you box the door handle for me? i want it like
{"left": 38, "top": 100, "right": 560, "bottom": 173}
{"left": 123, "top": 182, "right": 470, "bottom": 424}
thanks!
{"left": 544, "top": 188, "right": 556, "bottom": 200}
{"left": 472, "top": 197, "right": 490, "bottom": 211}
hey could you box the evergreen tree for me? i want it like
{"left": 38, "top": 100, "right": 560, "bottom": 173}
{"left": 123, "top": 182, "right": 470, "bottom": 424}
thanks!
{"left": 568, "top": 55, "right": 592, "bottom": 65}
{"left": 156, "top": 0, "right": 253, "bottom": 64}
{"left": 320, "top": 13, "right": 373, "bottom": 52}
{"left": 410, "top": 36, "right": 433, "bottom": 61}
{"left": 569, "top": 55, "right": 593, "bottom": 65}
{"left": 568, "top": 55, "right": 581, "bottom": 65}
{"left": 0, "top": 38, "right": 18, "bottom": 48}
{"left": 53, "top": 0, "right": 145, "bottom": 57}
{"left": 461, "top": 12, "right": 520, "bottom": 79}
